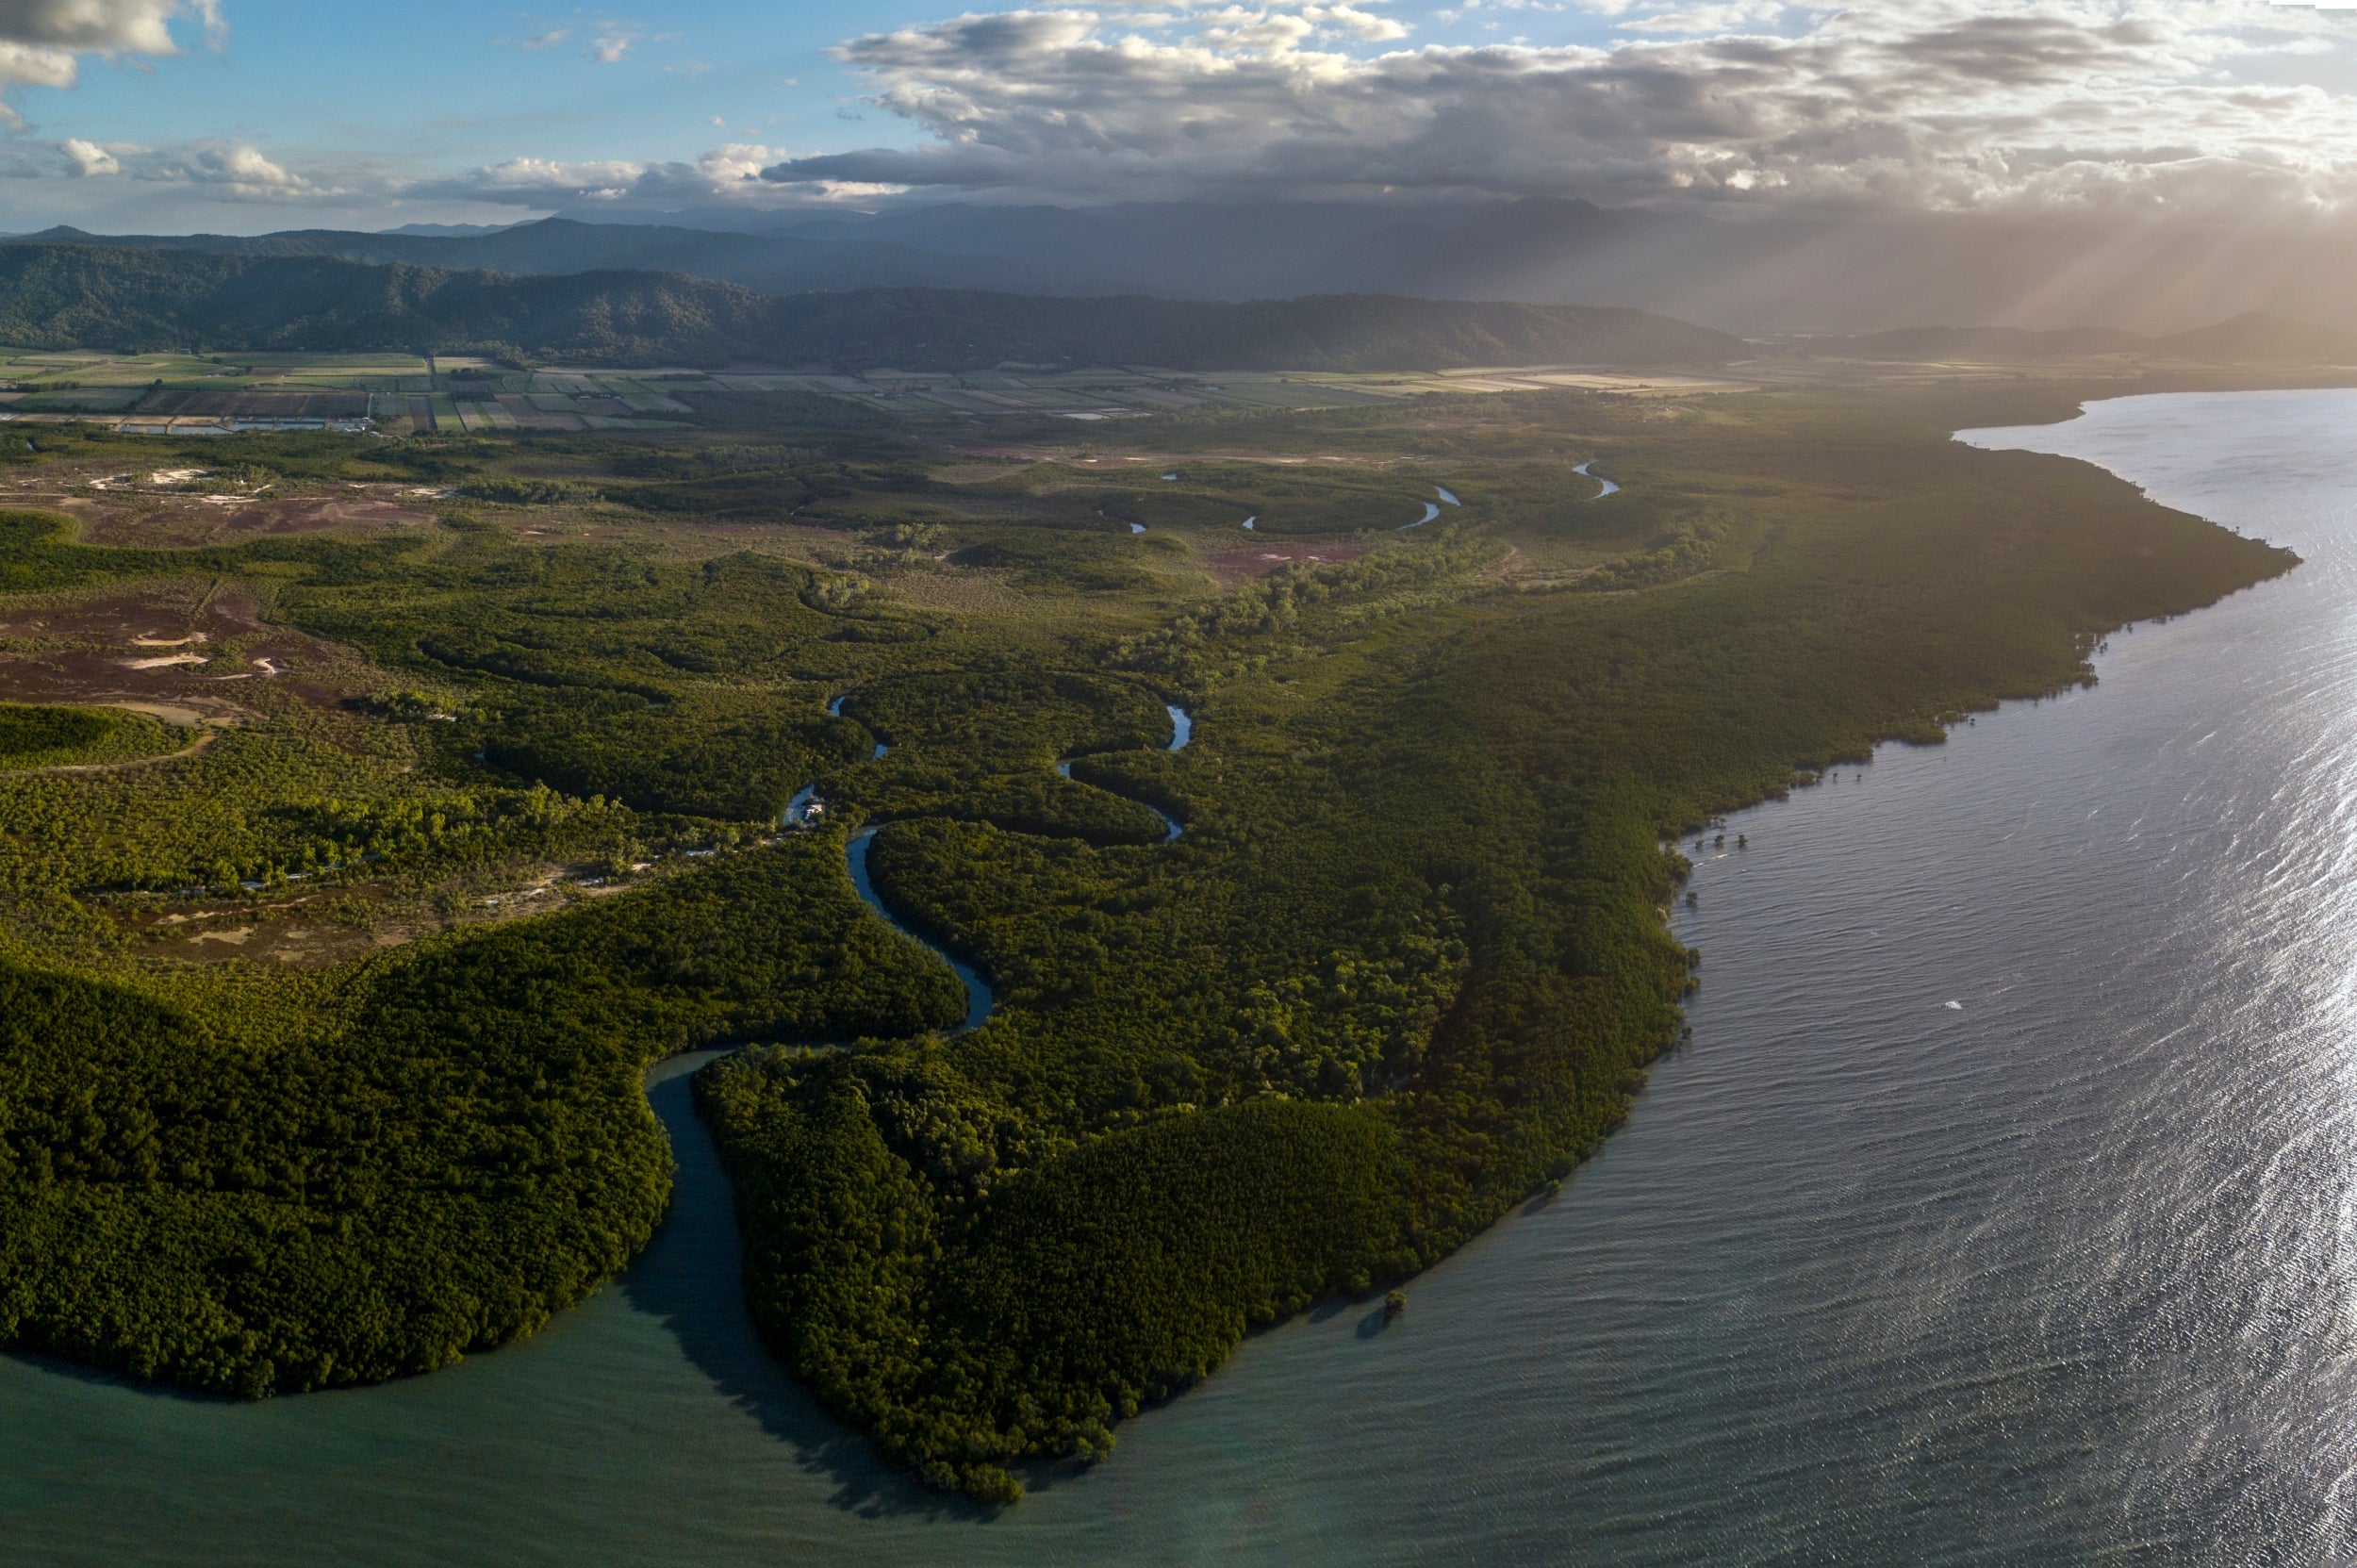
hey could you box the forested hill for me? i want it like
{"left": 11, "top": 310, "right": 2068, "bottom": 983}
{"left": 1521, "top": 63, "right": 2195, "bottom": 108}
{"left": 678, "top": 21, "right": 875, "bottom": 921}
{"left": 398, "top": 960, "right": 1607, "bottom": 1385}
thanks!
{"left": 7, "top": 216, "right": 1127, "bottom": 299}
{"left": 0, "top": 242, "right": 1745, "bottom": 371}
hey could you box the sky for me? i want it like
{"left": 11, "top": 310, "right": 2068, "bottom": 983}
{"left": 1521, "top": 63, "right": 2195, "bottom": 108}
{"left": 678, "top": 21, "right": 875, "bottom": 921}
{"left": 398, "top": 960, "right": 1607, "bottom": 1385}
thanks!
{"left": 5, "top": 0, "right": 2357, "bottom": 233}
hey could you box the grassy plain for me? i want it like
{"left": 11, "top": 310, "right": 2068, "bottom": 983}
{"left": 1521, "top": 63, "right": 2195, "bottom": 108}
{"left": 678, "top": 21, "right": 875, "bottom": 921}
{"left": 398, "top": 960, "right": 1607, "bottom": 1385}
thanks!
{"left": 0, "top": 371, "right": 2298, "bottom": 1499}
{"left": 0, "top": 345, "right": 1722, "bottom": 433}
{"left": 10, "top": 338, "right": 2345, "bottom": 445}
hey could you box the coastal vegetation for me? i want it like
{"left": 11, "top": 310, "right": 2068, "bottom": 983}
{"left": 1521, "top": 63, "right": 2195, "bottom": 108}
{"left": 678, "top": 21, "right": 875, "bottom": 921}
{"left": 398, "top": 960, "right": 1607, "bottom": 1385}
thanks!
{"left": 0, "top": 373, "right": 2291, "bottom": 1499}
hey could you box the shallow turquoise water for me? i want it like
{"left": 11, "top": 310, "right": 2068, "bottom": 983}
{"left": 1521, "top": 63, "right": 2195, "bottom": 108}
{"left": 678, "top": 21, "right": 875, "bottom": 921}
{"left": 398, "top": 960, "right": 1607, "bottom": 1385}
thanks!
{"left": 11, "top": 390, "right": 2357, "bottom": 1563}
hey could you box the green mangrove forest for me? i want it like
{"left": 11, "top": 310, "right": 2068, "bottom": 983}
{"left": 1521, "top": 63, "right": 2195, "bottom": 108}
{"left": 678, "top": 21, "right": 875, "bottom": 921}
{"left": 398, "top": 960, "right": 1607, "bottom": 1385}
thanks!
{"left": 0, "top": 379, "right": 2292, "bottom": 1501}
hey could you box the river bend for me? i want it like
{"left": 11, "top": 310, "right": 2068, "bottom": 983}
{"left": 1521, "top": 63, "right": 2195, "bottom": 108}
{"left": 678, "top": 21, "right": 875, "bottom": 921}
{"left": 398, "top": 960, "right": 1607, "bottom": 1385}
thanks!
{"left": 844, "top": 701, "right": 1193, "bottom": 1033}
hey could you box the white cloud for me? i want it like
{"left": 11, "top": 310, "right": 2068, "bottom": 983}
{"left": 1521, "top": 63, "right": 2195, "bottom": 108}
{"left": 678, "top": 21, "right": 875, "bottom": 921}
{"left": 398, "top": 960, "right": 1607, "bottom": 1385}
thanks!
{"left": 1302, "top": 4, "right": 1409, "bottom": 41}
{"left": 0, "top": 0, "right": 216, "bottom": 52}
{"left": 49, "top": 136, "right": 339, "bottom": 199}
{"left": 1615, "top": 1, "right": 1791, "bottom": 34}
{"left": 0, "top": 1, "right": 217, "bottom": 124}
{"left": 589, "top": 27, "right": 638, "bottom": 61}
{"left": 0, "top": 39, "right": 74, "bottom": 91}
{"left": 6, "top": 6, "right": 238, "bottom": 183}
{"left": 750, "top": 0, "right": 2357, "bottom": 216}
{"left": 58, "top": 135, "right": 115, "bottom": 174}
{"left": 20, "top": 134, "right": 864, "bottom": 222}
{"left": 154, "top": 140, "right": 312, "bottom": 193}
{"left": 406, "top": 143, "right": 823, "bottom": 207}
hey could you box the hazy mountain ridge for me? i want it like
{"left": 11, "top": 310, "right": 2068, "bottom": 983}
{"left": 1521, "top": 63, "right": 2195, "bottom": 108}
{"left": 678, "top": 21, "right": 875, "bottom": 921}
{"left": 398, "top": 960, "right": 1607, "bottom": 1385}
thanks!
{"left": 8, "top": 218, "right": 1126, "bottom": 300}
{"left": 0, "top": 242, "right": 1745, "bottom": 370}
{"left": 764, "top": 203, "right": 2357, "bottom": 338}
{"left": 34, "top": 202, "right": 2357, "bottom": 339}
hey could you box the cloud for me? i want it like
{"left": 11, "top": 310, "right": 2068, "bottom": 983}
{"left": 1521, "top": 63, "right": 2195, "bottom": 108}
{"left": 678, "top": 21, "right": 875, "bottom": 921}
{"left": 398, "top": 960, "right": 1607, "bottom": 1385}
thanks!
{"left": 0, "top": 1, "right": 218, "bottom": 124}
{"left": 1614, "top": 1, "right": 1789, "bottom": 34}
{"left": 24, "top": 129, "right": 857, "bottom": 221}
{"left": 0, "top": 0, "right": 217, "bottom": 52}
{"left": 58, "top": 135, "right": 114, "bottom": 174}
{"left": 505, "top": 27, "right": 573, "bottom": 50}
{"left": 1302, "top": 4, "right": 1409, "bottom": 41}
{"left": 151, "top": 140, "right": 316, "bottom": 194}
{"left": 0, "top": 40, "right": 75, "bottom": 93}
{"left": 754, "top": 0, "right": 2357, "bottom": 216}
{"left": 50, "top": 136, "right": 339, "bottom": 199}
{"left": 404, "top": 142, "right": 859, "bottom": 207}
{"left": 589, "top": 27, "right": 639, "bottom": 61}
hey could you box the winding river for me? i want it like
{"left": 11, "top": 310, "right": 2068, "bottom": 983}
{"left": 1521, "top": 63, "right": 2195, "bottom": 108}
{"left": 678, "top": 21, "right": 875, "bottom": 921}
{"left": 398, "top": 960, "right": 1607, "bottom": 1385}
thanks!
{"left": 843, "top": 700, "right": 1194, "bottom": 1033}
{"left": 1574, "top": 459, "right": 1619, "bottom": 499}
{"left": 1051, "top": 704, "right": 1188, "bottom": 845}
{"left": 15, "top": 392, "right": 2357, "bottom": 1562}
{"left": 847, "top": 827, "right": 995, "bottom": 1033}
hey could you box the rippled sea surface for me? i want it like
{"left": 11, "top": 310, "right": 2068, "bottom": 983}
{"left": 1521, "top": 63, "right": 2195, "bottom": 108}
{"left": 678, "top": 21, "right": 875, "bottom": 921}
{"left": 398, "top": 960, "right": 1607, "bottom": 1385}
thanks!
{"left": 8, "top": 389, "right": 2357, "bottom": 1564}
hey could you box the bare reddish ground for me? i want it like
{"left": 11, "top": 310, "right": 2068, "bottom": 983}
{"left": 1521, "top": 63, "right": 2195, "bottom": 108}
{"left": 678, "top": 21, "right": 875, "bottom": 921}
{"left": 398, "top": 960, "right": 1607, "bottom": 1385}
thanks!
{"left": 113, "top": 895, "right": 406, "bottom": 968}
{"left": 108, "top": 870, "right": 592, "bottom": 968}
{"left": 1203, "top": 543, "right": 1368, "bottom": 586}
{"left": 66, "top": 493, "right": 433, "bottom": 550}
{"left": 0, "top": 585, "right": 365, "bottom": 722}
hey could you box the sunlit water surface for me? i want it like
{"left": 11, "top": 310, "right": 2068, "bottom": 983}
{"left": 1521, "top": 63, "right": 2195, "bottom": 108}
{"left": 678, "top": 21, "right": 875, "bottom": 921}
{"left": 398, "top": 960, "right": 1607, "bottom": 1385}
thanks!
{"left": 9, "top": 389, "right": 2357, "bottom": 1563}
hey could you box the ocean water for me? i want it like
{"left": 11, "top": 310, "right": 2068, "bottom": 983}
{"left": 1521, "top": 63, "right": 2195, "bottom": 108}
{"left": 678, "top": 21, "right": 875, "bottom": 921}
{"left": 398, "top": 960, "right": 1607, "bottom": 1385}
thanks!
{"left": 8, "top": 388, "right": 2357, "bottom": 1563}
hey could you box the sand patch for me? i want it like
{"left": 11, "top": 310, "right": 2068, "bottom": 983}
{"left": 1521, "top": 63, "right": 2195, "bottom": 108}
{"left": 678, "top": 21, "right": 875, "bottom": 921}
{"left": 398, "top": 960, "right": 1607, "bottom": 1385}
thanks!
{"left": 98, "top": 700, "right": 218, "bottom": 728}
{"left": 105, "top": 862, "right": 615, "bottom": 968}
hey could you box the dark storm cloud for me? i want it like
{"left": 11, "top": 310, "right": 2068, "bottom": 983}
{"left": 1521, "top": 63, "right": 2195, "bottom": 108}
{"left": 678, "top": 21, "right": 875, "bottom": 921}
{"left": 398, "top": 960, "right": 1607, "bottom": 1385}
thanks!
{"left": 757, "top": 2, "right": 2357, "bottom": 214}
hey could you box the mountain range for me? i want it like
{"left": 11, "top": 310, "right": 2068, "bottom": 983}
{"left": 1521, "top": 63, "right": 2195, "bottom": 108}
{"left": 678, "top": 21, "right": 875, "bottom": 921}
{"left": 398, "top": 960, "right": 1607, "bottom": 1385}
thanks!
{"left": 6, "top": 218, "right": 1128, "bottom": 303}
{"left": 23, "top": 201, "right": 2357, "bottom": 339}
{"left": 0, "top": 242, "right": 1745, "bottom": 371}
{"left": 746, "top": 202, "right": 2357, "bottom": 340}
